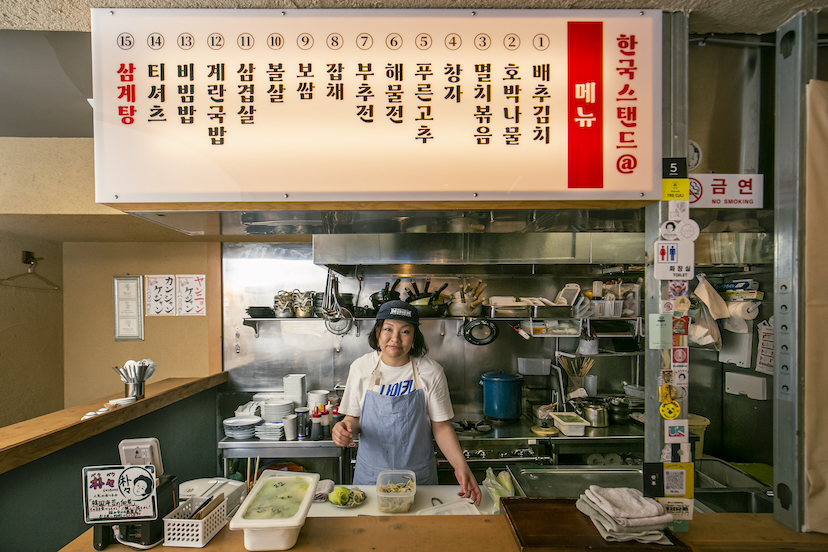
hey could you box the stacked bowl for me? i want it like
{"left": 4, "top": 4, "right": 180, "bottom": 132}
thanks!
{"left": 223, "top": 416, "right": 263, "bottom": 439}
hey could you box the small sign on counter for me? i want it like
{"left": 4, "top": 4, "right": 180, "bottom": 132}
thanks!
{"left": 83, "top": 465, "right": 157, "bottom": 523}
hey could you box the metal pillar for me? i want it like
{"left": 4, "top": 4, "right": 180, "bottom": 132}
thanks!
{"left": 644, "top": 12, "right": 689, "bottom": 462}
{"left": 773, "top": 10, "right": 817, "bottom": 532}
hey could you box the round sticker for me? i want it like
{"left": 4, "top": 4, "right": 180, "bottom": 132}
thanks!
{"left": 673, "top": 296, "right": 691, "bottom": 313}
{"left": 676, "top": 219, "right": 700, "bottom": 242}
{"left": 660, "top": 401, "right": 681, "bottom": 420}
{"left": 660, "top": 221, "right": 679, "bottom": 240}
{"left": 688, "top": 140, "right": 702, "bottom": 171}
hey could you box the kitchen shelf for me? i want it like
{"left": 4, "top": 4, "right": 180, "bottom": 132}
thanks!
{"left": 557, "top": 350, "right": 645, "bottom": 358}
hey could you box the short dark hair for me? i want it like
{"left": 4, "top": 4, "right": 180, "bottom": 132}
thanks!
{"left": 368, "top": 320, "right": 429, "bottom": 357}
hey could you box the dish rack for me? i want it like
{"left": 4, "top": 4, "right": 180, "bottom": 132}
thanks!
{"left": 163, "top": 497, "right": 227, "bottom": 548}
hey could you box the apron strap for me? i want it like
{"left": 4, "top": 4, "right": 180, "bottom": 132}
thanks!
{"left": 371, "top": 354, "right": 422, "bottom": 390}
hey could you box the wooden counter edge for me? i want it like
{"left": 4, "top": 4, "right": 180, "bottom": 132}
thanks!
{"left": 59, "top": 513, "right": 828, "bottom": 552}
{"left": 0, "top": 372, "right": 228, "bottom": 474}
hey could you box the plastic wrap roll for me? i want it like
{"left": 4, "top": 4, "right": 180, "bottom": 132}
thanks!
{"left": 726, "top": 301, "right": 760, "bottom": 320}
{"left": 586, "top": 453, "right": 605, "bottom": 465}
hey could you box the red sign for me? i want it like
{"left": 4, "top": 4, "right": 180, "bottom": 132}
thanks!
{"left": 567, "top": 22, "right": 604, "bottom": 188}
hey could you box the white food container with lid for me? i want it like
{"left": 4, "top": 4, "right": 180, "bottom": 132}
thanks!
{"left": 376, "top": 469, "right": 416, "bottom": 513}
{"left": 229, "top": 470, "right": 320, "bottom": 551}
{"left": 550, "top": 412, "right": 591, "bottom": 436}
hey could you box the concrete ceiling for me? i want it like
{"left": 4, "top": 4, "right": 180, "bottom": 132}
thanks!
{"left": 1, "top": 1, "right": 827, "bottom": 37}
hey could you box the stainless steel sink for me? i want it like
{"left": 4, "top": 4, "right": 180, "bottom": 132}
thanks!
{"left": 694, "top": 489, "right": 774, "bottom": 513}
{"left": 694, "top": 458, "right": 769, "bottom": 488}
{"left": 508, "top": 465, "right": 643, "bottom": 498}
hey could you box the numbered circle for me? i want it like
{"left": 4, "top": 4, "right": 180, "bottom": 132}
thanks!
{"left": 267, "top": 33, "right": 284, "bottom": 50}
{"left": 445, "top": 33, "right": 462, "bottom": 50}
{"left": 147, "top": 33, "right": 164, "bottom": 50}
{"left": 533, "top": 33, "right": 550, "bottom": 51}
{"left": 297, "top": 33, "right": 314, "bottom": 50}
{"left": 386, "top": 33, "right": 403, "bottom": 50}
{"left": 504, "top": 33, "right": 521, "bottom": 50}
{"left": 356, "top": 33, "right": 373, "bottom": 50}
{"left": 116, "top": 33, "right": 134, "bottom": 50}
{"left": 178, "top": 33, "right": 195, "bottom": 50}
{"left": 327, "top": 33, "right": 343, "bottom": 50}
{"left": 474, "top": 33, "right": 491, "bottom": 50}
{"left": 415, "top": 33, "right": 432, "bottom": 50}
{"left": 237, "top": 33, "right": 254, "bottom": 50}
{"left": 207, "top": 33, "right": 224, "bottom": 50}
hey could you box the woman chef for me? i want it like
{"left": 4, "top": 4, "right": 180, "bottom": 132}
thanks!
{"left": 332, "top": 300, "right": 481, "bottom": 505}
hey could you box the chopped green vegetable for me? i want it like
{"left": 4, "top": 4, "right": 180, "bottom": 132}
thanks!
{"left": 328, "top": 486, "right": 350, "bottom": 506}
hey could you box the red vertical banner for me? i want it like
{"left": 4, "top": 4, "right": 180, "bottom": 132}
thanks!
{"left": 568, "top": 22, "right": 604, "bottom": 188}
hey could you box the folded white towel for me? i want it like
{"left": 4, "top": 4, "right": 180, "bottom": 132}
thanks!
{"left": 314, "top": 479, "right": 334, "bottom": 503}
{"left": 576, "top": 496, "right": 671, "bottom": 534}
{"left": 585, "top": 486, "right": 665, "bottom": 519}
{"left": 590, "top": 517, "right": 672, "bottom": 545}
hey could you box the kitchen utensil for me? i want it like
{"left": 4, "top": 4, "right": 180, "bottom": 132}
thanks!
{"left": 125, "top": 381, "right": 145, "bottom": 400}
{"left": 462, "top": 318, "right": 499, "bottom": 345}
{"left": 584, "top": 374, "right": 598, "bottom": 396}
{"left": 569, "top": 399, "right": 609, "bottom": 427}
{"left": 479, "top": 371, "right": 523, "bottom": 420}
{"left": 607, "top": 398, "right": 630, "bottom": 424}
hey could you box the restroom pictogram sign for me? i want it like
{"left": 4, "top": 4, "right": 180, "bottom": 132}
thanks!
{"left": 654, "top": 241, "right": 694, "bottom": 281}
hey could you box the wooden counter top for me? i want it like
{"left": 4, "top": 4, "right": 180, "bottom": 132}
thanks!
{"left": 59, "top": 513, "right": 828, "bottom": 552}
{"left": 0, "top": 373, "right": 227, "bottom": 474}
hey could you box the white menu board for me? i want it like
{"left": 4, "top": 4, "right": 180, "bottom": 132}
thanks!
{"left": 145, "top": 274, "right": 176, "bottom": 316}
{"left": 176, "top": 274, "right": 206, "bottom": 316}
{"left": 92, "top": 8, "right": 662, "bottom": 203}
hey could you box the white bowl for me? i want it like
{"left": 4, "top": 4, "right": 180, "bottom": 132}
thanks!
{"left": 229, "top": 470, "right": 319, "bottom": 551}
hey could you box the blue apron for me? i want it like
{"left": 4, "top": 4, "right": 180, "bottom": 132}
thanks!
{"left": 352, "top": 354, "right": 439, "bottom": 485}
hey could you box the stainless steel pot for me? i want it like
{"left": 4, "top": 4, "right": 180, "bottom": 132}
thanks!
{"left": 570, "top": 400, "right": 609, "bottom": 427}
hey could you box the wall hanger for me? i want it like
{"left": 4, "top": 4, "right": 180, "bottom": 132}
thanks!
{"left": 0, "top": 251, "right": 60, "bottom": 291}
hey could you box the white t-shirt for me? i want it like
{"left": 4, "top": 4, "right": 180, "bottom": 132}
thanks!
{"left": 338, "top": 351, "right": 454, "bottom": 422}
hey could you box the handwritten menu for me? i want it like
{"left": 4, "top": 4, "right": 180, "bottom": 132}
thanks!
{"left": 83, "top": 465, "right": 157, "bottom": 523}
{"left": 176, "top": 274, "right": 206, "bottom": 316}
{"left": 145, "top": 274, "right": 176, "bottom": 316}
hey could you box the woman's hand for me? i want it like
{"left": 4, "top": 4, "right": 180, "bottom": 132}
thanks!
{"left": 454, "top": 464, "right": 482, "bottom": 506}
{"left": 332, "top": 416, "right": 359, "bottom": 447}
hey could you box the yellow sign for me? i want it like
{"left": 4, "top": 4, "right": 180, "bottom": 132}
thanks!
{"left": 662, "top": 178, "right": 689, "bottom": 200}
{"left": 660, "top": 401, "right": 681, "bottom": 419}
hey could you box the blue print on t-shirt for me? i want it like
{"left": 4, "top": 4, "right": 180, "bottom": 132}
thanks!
{"left": 380, "top": 380, "right": 413, "bottom": 397}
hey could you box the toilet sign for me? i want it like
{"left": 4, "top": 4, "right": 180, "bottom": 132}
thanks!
{"left": 654, "top": 241, "right": 694, "bottom": 280}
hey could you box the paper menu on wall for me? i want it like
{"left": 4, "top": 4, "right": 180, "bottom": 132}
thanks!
{"left": 176, "top": 274, "right": 206, "bottom": 316}
{"left": 145, "top": 274, "right": 176, "bottom": 316}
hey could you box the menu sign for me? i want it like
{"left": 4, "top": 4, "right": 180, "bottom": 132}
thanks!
{"left": 92, "top": 9, "right": 661, "bottom": 203}
{"left": 82, "top": 465, "right": 158, "bottom": 523}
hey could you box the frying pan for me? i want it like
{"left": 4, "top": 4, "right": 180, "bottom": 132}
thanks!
{"left": 409, "top": 283, "right": 450, "bottom": 317}
{"left": 369, "top": 278, "right": 401, "bottom": 309}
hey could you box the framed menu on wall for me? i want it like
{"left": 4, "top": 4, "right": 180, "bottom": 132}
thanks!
{"left": 92, "top": 8, "right": 662, "bottom": 204}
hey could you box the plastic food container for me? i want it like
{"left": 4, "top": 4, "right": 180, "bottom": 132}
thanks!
{"left": 376, "top": 470, "right": 416, "bottom": 513}
{"left": 518, "top": 358, "right": 551, "bottom": 376}
{"left": 416, "top": 498, "right": 480, "bottom": 516}
{"left": 550, "top": 412, "right": 590, "bottom": 436}
{"left": 229, "top": 470, "right": 320, "bottom": 551}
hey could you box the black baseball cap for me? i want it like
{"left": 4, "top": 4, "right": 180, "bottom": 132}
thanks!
{"left": 375, "top": 300, "right": 420, "bottom": 325}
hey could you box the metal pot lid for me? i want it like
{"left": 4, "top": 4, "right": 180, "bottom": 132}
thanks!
{"left": 481, "top": 370, "right": 523, "bottom": 382}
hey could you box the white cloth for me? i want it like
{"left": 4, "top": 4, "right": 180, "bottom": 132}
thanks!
{"left": 314, "top": 479, "right": 334, "bottom": 502}
{"left": 590, "top": 517, "right": 672, "bottom": 545}
{"left": 585, "top": 486, "right": 665, "bottom": 520}
{"left": 338, "top": 352, "right": 454, "bottom": 422}
{"left": 576, "top": 496, "right": 670, "bottom": 534}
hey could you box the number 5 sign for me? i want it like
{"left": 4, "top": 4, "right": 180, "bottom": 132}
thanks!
{"left": 688, "top": 174, "right": 764, "bottom": 208}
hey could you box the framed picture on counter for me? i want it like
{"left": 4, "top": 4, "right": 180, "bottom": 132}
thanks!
{"left": 113, "top": 275, "right": 144, "bottom": 341}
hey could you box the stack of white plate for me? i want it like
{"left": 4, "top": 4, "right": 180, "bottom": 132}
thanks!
{"left": 254, "top": 421, "right": 285, "bottom": 441}
{"left": 223, "top": 416, "right": 262, "bottom": 439}
{"left": 261, "top": 399, "right": 294, "bottom": 422}
{"left": 284, "top": 374, "right": 306, "bottom": 407}
{"left": 252, "top": 392, "right": 286, "bottom": 401}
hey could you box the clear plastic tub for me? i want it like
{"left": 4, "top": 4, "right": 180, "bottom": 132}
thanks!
{"left": 550, "top": 412, "right": 590, "bottom": 436}
{"left": 228, "top": 470, "right": 320, "bottom": 551}
{"left": 518, "top": 358, "right": 551, "bottom": 375}
{"left": 376, "top": 470, "right": 416, "bottom": 513}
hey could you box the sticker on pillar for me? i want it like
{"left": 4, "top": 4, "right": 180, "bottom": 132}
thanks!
{"left": 676, "top": 219, "right": 700, "bottom": 242}
{"left": 660, "top": 221, "right": 679, "bottom": 240}
{"left": 658, "top": 497, "right": 694, "bottom": 521}
{"left": 668, "top": 281, "right": 689, "bottom": 300}
{"left": 665, "top": 419, "right": 689, "bottom": 443}
{"left": 662, "top": 178, "right": 689, "bottom": 201}
{"left": 659, "top": 300, "right": 675, "bottom": 314}
{"left": 673, "top": 316, "right": 689, "bottom": 335}
{"left": 673, "top": 296, "right": 691, "bottom": 314}
{"left": 663, "top": 462, "right": 694, "bottom": 497}
{"left": 671, "top": 347, "right": 689, "bottom": 365}
{"left": 660, "top": 401, "right": 680, "bottom": 419}
{"left": 654, "top": 241, "right": 694, "bottom": 281}
{"left": 688, "top": 140, "right": 702, "bottom": 171}
{"left": 668, "top": 200, "right": 689, "bottom": 221}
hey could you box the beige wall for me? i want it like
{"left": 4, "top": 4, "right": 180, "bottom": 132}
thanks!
{"left": 0, "top": 232, "right": 63, "bottom": 427}
{"left": 62, "top": 242, "right": 219, "bottom": 407}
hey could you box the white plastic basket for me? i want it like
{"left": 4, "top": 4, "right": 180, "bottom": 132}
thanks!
{"left": 592, "top": 300, "right": 623, "bottom": 318}
{"left": 164, "top": 497, "right": 227, "bottom": 548}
